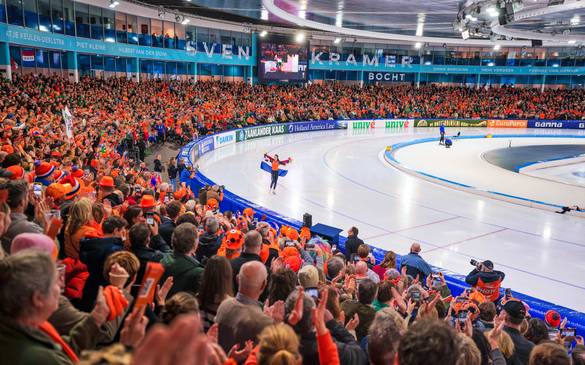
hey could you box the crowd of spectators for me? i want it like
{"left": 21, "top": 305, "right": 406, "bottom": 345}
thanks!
{"left": 0, "top": 74, "right": 584, "bottom": 364}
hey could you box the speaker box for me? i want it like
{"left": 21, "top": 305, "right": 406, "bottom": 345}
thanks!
{"left": 302, "top": 213, "right": 312, "bottom": 228}
{"left": 532, "top": 40, "right": 543, "bottom": 47}
{"left": 310, "top": 223, "right": 343, "bottom": 245}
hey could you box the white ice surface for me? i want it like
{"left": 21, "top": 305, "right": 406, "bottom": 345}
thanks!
{"left": 197, "top": 128, "right": 585, "bottom": 312}
{"left": 524, "top": 161, "right": 585, "bottom": 188}
{"left": 394, "top": 137, "right": 585, "bottom": 207}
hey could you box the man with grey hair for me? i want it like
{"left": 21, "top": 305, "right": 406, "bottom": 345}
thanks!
{"left": 215, "top": 261, "right": 273, "bottom": 353}
{"left": 367, "top": 307, "right": 406, "bottom": 365}
{"left": 400, "top": 242, "right": 432, "bottom": 282}
{"left": 2, "top": 180, "right": 43, "bottom": 253}
{"left": 196, "top": 216, "right": 222, "bottom": 263}
{"left": 162, "top": 223, "right": 203, "bottom": 298}
{"left": 230, "top": 230, "right": 263, "bottom": 292}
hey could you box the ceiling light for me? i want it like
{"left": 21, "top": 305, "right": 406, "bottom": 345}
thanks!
{"left": 486, "top": 7, "right": 499, "bottom": 17}
{"left": 568, "top": 40, "right": 576, "bottom": 44}
{"left": 333, "top": 37, "right": 341, "bottom": 44}
{"left": 571, "top": 15, "right": 580, "bottom": 25}
{"left": 295, "top": 32, "right": 305, "bottom": 43}
{"left": 465, "top": 14, "right": 478, "bottom": 22}
{"left": 108, "top": 0, "right": 119, "bottom": 8}
{"left": 493, "top": 44, "right": 501, "bottom": 50}
{"left": 260, "top": 30, "right": 267, "bottom": 37}
{"left": 181, "top": 18, "right": 190, "bottom": 25}
{"left": 335, "top": 11, "right": 343, "bottom": 27}
{"left": 414, "top": 42, "right": 422, "bottom": 49}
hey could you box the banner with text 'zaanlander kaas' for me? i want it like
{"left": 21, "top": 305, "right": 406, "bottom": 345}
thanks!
{"left": 528, "top": 120, "right": 585, "bottom": 129}
{"left": 237, "top": 124, "right": 288, "bottom": 142}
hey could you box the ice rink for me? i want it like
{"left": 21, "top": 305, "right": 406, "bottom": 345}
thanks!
{"left": 197, "top": 128, "right": 585, "bottom": 312}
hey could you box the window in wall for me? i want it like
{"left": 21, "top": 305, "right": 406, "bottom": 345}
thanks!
{"left": 197, "top": 27, "right": 209, "bottom": 44}
{"left": 209, "top": 28, "right": 221, "bottom": 45}
{"left": 37, "top": 0, "right": 51, "bottom": 32}
{"left": 75, "top": 3, "right": 89, "bottom": 38}
{"left": 127, "top": 14, "right": 137, "bottom": 44}
{"left": 175, "top": 23, "right": 185, "bottom": 50}
{"left": 185, "top": 25, "right": 195, "bottom": 44}
{"left": 162, "top": 21, "right": 175, "bottom": 48}
{"left": 51, "top": 0, "right": 63, "bottom": 33}
{"left": 7, "top": 0, "right": 24, "bottom": 26}
{"left": 0, "top": 0, "right": 6, "bottom": 23}
{"left": 115, "top": 12, "right": 127, "bottom": 43}
{"left": 151, "top": 19, "right": 162, "bottom": 47}
{"left": 63, "top": 0, "right": 74, "bottom": 35}
{"left": 23, "top": 0, "right": 38, "bottom": 30}
{"left": 102, "top": 8, "right": 115, "bottom": 42}
{"left": 104, "top": 56, "right": 116, "bottom": 72}
{"left": 89, "top": 5, "right": 103, "bottom": 40}
{"left": 49, "top": 51, "right": 62, "bottom": 70}
{"left": 137, "top": 16, "right": 150, "bottom": 46}
{"left": 36, "top": 49, "right": 49, "bottom": 70}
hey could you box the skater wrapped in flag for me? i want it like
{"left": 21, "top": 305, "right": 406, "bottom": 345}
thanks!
{"left": 262, "top": 153, "right": 292, "bottom": 194}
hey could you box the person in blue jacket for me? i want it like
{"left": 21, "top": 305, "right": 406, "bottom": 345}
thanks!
{"left": 400, "top": 243, "right": 432, "bottom": 282}
{"left": 439, "top": 123, "right": 446, "bottom": 145}
{"left": 179, "top": 164, "right": 195, "bottom": 184}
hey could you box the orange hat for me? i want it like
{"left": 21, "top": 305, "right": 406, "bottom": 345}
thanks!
{"left": 99, "top": 176, "right": 115, "bottom": 188}
{"left": 140, "top": 195, "right": 156, "bottom": 209}
{"left": 468, "top": 290, "right": 487, "bottom": 304}
{"left": 280, "top": 225, "right": 289, "bottom": 238}
{"left": 34, "top": 160, "right": 55, "bottom": 179}
{"left": 46, "top": 183, "right": 68, "bottom": 201}
{"left": 174, "top": 189, "right": 186, "bottom": 200}
{"left": 207, "top": 198, "right": 219, "bottom": 210}
{"left": 300, "top": 227, "right": 311, "bottom": 241}
{"left": 243, "top": 207, "right": 254, "bottom": 217}
{"left": 59, "top": 175, "right": 80, "bottom": 200}
{"left": 90, "top": 159, "right": 99, "bottom": 170}
{"left": 53, "top": 170, "right": 65, "bottom": 181}
{"left": 282, "top": 248, "right": 302, "bottom": 272}
{"left": 50, "top": 151, "right": 62, "bottom": 158}
{"left": 6, "top": 165, "right": 25, "bottom": 180}
{"left": 2, "top": 145, "right": 14, "bottom": 154}
{"left": 70, "top": 165, "right": 84, "bottom": 179}
{"left": 224, "top": 229, "right": 244, "bottom": 250}
{"left": 287, "top": 228, "right": 299, "bottom": 242}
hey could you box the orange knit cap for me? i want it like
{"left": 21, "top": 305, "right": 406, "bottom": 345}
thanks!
{"left": 243, "top": 207, "right": 254, "bottom": 217}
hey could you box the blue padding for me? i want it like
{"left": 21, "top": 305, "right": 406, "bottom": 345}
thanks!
{"left": 178, "top": 123, "right": 585, "bottom": 334}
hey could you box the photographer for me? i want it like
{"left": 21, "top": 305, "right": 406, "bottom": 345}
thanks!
{"left": 465, "top": 260, "right": 505, "bottom": 303}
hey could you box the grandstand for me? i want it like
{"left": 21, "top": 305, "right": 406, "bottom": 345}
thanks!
{"left": 0, "top": 0, "right": 584, "bottom": 364}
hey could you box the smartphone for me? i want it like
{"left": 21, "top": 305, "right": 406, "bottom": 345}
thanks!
{"left": 455, "top": 296, "right": 467, "bottom": 304}
{"left": 548, "top": 329, "right": 560, "bottom": 341}
{"left": 504, "top": 288, "right": 512, "bottom": 299}
{"left": 33, "top": 183, "right": 43, "bottom": 198}
{"left": 145, "top": 212, "right": 154, "bottom": 225}
{"left": 163, "top": 194, "right": 170, "bottom": 203}
{"left": 411, "top": 290, "right": 421, "bottom": 302}
{"left": 561, "top": 328, "right": 576, "bottom": 338}
{"left": 432, "top": 274, "right": 442, "bottom": 287}
{"left": 457, "top": 310, "right": 468, "bottom": 322}
{"left": 305, "top": 288, "right": 319, "bottom": 300}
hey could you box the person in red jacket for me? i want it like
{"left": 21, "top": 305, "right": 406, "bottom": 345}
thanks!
{"left": 263, "top": 153, "right": 292, "bottom": 195}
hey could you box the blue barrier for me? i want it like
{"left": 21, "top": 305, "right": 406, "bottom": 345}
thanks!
{"left": 178, "top": 120, "right": 585, "bottom": 334}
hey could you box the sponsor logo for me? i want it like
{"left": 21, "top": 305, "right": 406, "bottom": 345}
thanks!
{"left": 244, "top": 124, "right": 287, "bottom": 140}
{"left": 367, "top": 72, "right": 407, "bottom": 82}
{"left": 534, "top": 121, "right": 563, "bottom": 128}
{"left": 198, "top": 137, "right": 214, "bottom": 156}
{"left": 385, "top": 120, "right": 410, "bottom": 128}
{"left": 486, "top": 120, "right": 528, "bottom": 128}
{"left": 287, "top": 121, "right": 339, "bottom": 133}
{"left": 348, "top": 120, "right": 412, "bottom": 129}
{"left": 213, "top": 131, "right": 236, "bottom": 148}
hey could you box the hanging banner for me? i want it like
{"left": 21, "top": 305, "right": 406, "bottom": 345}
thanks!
{"left": 62, "top": 106, "right": 74, "bottom": 140}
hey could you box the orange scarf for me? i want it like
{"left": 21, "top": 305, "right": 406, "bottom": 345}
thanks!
{"left": 38, "top": 321, "right": 79, "bottom": 363}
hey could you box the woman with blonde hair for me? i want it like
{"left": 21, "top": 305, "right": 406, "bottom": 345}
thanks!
{"left": 245, "top": 324, "right": 301, "bottom": 365}
{"left": 64, "top": 198, "right": 103, "bottom": 259}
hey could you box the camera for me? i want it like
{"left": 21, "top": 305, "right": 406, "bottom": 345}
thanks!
{"left": 470, "top": 259, "right": 483, "bottom": 269}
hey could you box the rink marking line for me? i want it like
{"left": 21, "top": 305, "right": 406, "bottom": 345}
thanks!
{"left": 362, "top": 216, "right": 461, "bottom": 241}
{"left": 423, "top": 228, "right": 508, "bottom": 252}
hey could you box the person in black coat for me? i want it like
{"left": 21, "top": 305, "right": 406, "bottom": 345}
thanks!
{"left": 196, "top": 217, "right": 223, "bottom": 264}
{"left": 230, "top": 231, "right": 263, "bottom": 293}
{"left": 286, "top": 288, "right": 368, "bottom": 365}
{"left": 159, "top": 200, "right": 182, "bottom": 246}
{"left": 161, "top": 223, "right": 204, "bottom": 298}
{"left": 344, "top": 226, "right": 365, "bottom": 262}
{"left": 78, "top": 216, "right": 127, "bottom": 312}
{"left": 129, "top": 223, "right": 171, "bottom": 296}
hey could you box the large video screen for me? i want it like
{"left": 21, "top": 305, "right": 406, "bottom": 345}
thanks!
{"left": 259, "top": 41, "right": 308, "bottom": 81}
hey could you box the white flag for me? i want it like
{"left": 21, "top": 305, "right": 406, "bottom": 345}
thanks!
{"left": 62, "top": 106, "right": 74, "bottom": 140}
